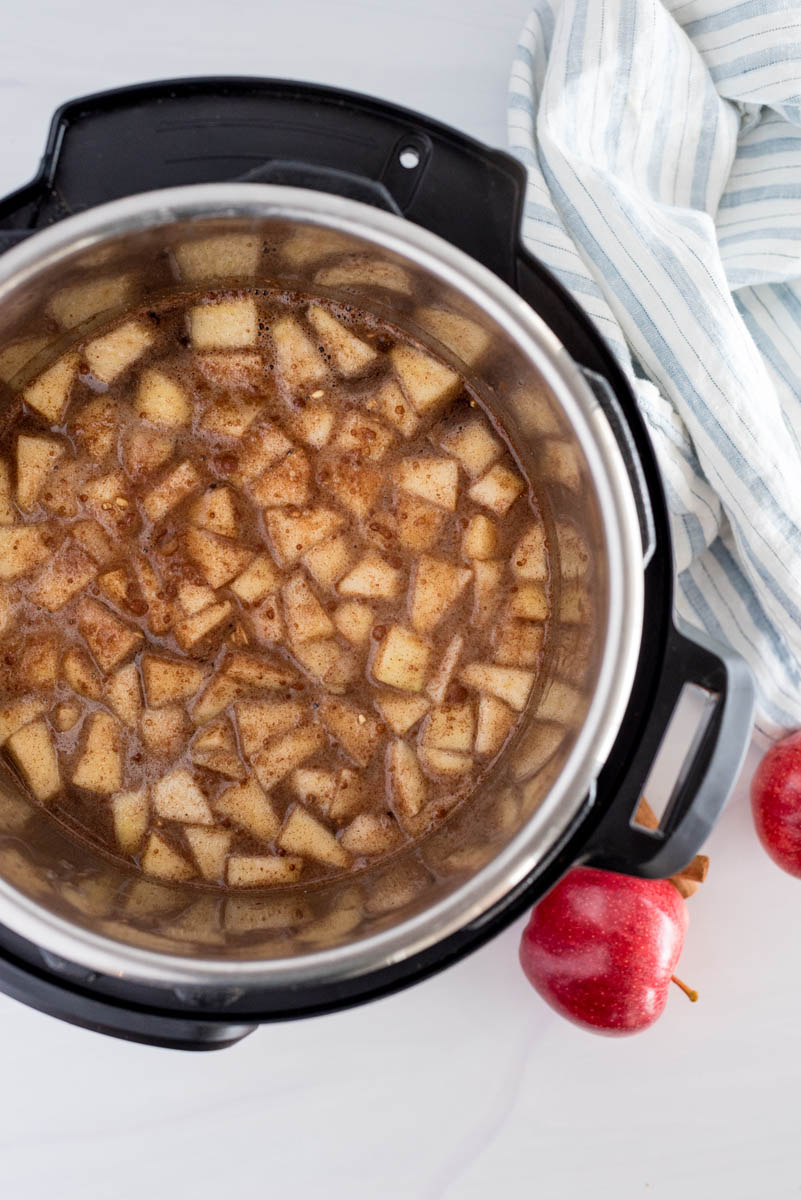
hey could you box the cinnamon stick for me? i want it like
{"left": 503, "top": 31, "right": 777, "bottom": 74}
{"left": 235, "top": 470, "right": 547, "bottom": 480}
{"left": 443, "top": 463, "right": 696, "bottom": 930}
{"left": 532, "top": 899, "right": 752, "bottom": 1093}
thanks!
{"left": 634, "top": 797, "right": 709, "bottom": 898}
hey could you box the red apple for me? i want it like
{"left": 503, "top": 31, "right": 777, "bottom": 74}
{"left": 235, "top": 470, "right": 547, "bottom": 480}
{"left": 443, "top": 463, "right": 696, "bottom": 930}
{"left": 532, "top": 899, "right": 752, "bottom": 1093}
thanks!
{"left": 751, "top": 730, "right": 801, "bottom": 876}
{"left": 519, "top": 866, "right": 689, "bottom": 1035}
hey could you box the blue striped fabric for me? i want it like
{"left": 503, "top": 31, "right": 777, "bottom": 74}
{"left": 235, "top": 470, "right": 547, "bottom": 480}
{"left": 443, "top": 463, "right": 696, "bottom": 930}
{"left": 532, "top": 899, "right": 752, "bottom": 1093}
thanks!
{"left": 509, "top": 0, "right": 801, "bottom": 740}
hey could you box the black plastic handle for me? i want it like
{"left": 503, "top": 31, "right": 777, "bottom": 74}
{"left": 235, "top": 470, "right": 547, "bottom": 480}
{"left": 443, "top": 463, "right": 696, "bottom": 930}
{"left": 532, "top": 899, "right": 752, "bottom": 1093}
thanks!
{"left": 0, "top": 950, "right": 256, "bottom": 1050}
{"left": 582, "top": 619, "right": 755, "bottom": 877}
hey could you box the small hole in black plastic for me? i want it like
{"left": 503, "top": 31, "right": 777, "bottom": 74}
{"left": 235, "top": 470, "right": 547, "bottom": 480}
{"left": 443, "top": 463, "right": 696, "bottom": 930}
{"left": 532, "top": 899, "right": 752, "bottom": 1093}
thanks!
{"left": 399, "top": 146, "right": 420, "bottom": 170}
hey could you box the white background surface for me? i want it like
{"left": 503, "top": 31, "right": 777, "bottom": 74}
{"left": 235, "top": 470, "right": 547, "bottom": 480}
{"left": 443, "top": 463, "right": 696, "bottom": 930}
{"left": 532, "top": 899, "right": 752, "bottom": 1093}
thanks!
{"left": 0, "top": 3, "right": 796, "bottom": 1198}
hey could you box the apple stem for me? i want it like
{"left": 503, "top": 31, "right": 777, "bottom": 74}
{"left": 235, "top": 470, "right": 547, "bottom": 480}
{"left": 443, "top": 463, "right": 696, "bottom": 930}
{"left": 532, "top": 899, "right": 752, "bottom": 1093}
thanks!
{"left": 671, "top": 975, "right": 699, "bottom": 1003}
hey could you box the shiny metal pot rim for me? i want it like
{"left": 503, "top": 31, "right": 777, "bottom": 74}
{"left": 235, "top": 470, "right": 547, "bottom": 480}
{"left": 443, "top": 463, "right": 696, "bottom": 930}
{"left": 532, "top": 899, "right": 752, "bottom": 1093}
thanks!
{"left": 0, "top": 184, "right": 644, "bottom": 988}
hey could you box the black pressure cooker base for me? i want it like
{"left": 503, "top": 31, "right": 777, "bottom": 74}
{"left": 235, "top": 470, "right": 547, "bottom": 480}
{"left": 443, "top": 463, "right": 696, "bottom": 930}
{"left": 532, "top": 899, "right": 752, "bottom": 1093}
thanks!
{"left": 0, "top": 78, "right": 749, "bottom": 1050}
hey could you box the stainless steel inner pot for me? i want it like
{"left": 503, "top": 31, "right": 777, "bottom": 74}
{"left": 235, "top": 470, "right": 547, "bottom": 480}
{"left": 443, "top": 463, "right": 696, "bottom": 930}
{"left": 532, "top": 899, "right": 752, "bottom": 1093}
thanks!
{"left": 0, "top": 184, "right": 643, "bottom": 990}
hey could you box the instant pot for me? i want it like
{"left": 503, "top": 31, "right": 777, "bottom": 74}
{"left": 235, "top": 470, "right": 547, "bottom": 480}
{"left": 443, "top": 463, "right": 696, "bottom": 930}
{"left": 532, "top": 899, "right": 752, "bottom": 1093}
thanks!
{"left": 0, "top": 78, "right": 755, "bottom": 1049}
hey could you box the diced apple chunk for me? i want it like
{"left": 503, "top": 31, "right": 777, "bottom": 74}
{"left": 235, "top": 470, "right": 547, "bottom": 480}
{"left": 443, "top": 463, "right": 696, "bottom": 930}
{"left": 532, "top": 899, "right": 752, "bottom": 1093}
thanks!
{"left": 72, "top": 712, "right": 123, "bottom": 793}
{"left": 315, "top": 257, "right": 412, "bottom": 294}
{"left": 341, "top": 812, "right": 402, "bottom": 857}
{"left": 6, "top": 719, "right": 60, "bottom": 800}
{"left": 249, "top": 449, "right": 310, "bottom": 507}
{"left": 292, "top": 639, "right": 357, "bottom": 693}
{"left": 191, "top": 486, "right": 238, "bottom": 538}
{"left": 397, "top": 457, "right": 458, "bottom": 510}
{"left": 327, "top": 459, "right": 384, "bottom": 519}
{"left": 509, "top": 583, "right": 548, "bottom": 621}
{"left": 265, "top": 508, "right": 343, "bottom": 567}
{"left": 378, "top": 378, "right": 420, "bottom": 437}
{"left": 388, "top": 740, "right": 427, "bottom": 819}
{"left": 234, "top": 698, "right": 304, "bottom": 758}
{"left": 215, "top": 776, "right": 280, "bottom": 842}
{"left": 106, "top": 661, "right": 142, "bottom": 728}
{"left": 333, "top": 600, "right": 373, "bottom": 646}
{"left": 462, "top": 514, "right": 498, "bottom": 560}
{"left": 253, "top": 725, "right": 327, "bottom": 791}
{"left": 111, "top": 789, "right": 148, "bottom": 853}
{"left": 134, "top": 556, "right": 172, "bottom": 636}
{"left": 334, "top": 412, "right": 395, "bottom": 461}
{"left": 250, "top": 594, "right": 286, "bottom": 646}
{"left": 338, "top": 551, "right": 403, "bottom": 599}
{"left": 291, "top": 403, "right": 334, "bottom": 450}
{"left": 20, "top": 634, "right": 59, "bottom": 688}
{"left": 419, "top": 747, "right": 474, "bottom": 776}
{"left": 84, "top": 321, "right": 153, "bottom": 383}
{"left": 459, "top": 662, "right": 535, "bottom": 712}
{"left": 0, "top": 698, "right": 46, "bottom": 744}
{"left": 143, "top": 460, "right": 201, "bottom": 522}
{"left": 376, "top": 691, "right": 429, "bottom": 736}
{"left": 16, "top": 435, "right": 64, "bottom": 511}
{"left": 135, "top": 368, "right": 190, "bottom": 427}
{"left": 175, "top": 234, "right": 260, "bottom": 281}
{"left": 62, "top": 648, "right": 102, "bottom": 699}
{"left": 475, "top": 695, "right": 517, "bottom": 756}
{"left": 372, "top": 625, "right": 430, "bottom": 692}
{"left": 28, "top": 543, "right": 97, "bottom": 611}
{"left": 292, "top": 766, "right": 336, "bottom": 812}
{"left": 468, "top": 463, "right": 525, "bottom": 515}
{"left": 422, "top": 702, "right": 475, "bottom": 752}
{"left": 98, "top": 568, "right": 131, "bottom": 609}
{"left": 122, "top": 426, "right": 174, "bottom": 478}
{"left": 227, "top": 854, "right": 303, "bottom": 887}
{"left": 0, "top": 526, "right": 50, "bottom": 580}
{"left": 142, "top": 832, "right": 194, "bottom": 881}
{"left": 200, "top": 395, "right": 262, "bottom": 438}
{"left": 318, "top": 698, "right": 381, "bottom": 767}
{"left": 230, "top": 554, "right": 282, "bottom": 606}
{"left": 78, "top": 598, "right": 142, "bottom": 673}
{"left": 52, "top": 701, "right": 80, "bottom": 732}
{"left": 227, "top": 653, "right": 299, "bottom": 690}
{"left": 232, "top": 422, "right": 294, "bottom": 483}
{"left": 191, "top": 672, "right": 243, "bottom": 725}
{"left": 140, "top": 705, "right": 189, "bottom": 757}
{"left": 395, "top": 495, "right": 444, "bottom": 553}
{"left": 186, "top": 827, "right": 232, "bottom": 881}
{"left": 439, "top": 419, "right": 502, "bottom": 478}
{"left": 426, "top": 633, "right": 464, "bottom": 705}
{"left": 302, "top": 533, "right": 353, "bottom": 592}
{"left": 153, "top": 768, "right": 213, "bottom": 824}
{"left": 512, "top": 523, "right": 548, "bottom": 581}
{"left": 271, "top": 315, "right": 327, "bottom": 390}
{"left": 190, "top": 719, "right": 245, "bottom": 779}
{"left": 413, "top": 307, "right": 491, "bottom": 367}
{"left": 142, "top": 655, "right": 206, "bottom": 708}
{"left": 74, "top": 399, "right": 119, "bottom": 463}
{"left": 281, "top": 227, "right": 352, "bottom": 266}
{"left": 48, "top": 274, "right": 132, "bottom": 331}
{"left": 72, "top": 519, "right": 115, "bottom": 565}
{"left": 23, "top": 352, "right": 78, "bottom": 422}
{"left": 390, "top": 345, "right": 460, "bottom": 414}
{"left": 185, "top": 527, "right": 253, "bottom": 589}
{"left": 190, "top": 298, "right": 258, "bottom": 348}
{"left": 409, "top": 556, "right": 472, "bottom": 635}
{"left": 472, "top": 560, "right": 503, "bottom": 625}
{"left": 279, "top": 805, "right": 350, "bottom": 868}
{"left": 281, "top": 572, "right": 335, "bottom": 644}
{"left": 541, "top": 439, "right": 581, "bottom": 491}
{"left": 494, "top": 620, "right": 545, "bottom": 668}
{"left": 307, "top": 305, "right": 378, "bottom": 376}
{"left": 174, "top": 600, "right": 233, "bottom": 652}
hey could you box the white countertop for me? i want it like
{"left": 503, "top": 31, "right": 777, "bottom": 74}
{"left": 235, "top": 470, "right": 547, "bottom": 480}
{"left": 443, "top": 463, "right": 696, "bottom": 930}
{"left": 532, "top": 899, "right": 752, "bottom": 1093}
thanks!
{"left": 0, "top": 3, "right": 796, "bottom": 1197}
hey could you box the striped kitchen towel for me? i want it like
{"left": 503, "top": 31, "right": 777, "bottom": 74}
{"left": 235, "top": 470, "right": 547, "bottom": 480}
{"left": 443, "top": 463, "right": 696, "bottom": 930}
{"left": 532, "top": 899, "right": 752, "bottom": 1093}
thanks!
{"left": 509, "top": 0, "right": 801, "bottom": 740}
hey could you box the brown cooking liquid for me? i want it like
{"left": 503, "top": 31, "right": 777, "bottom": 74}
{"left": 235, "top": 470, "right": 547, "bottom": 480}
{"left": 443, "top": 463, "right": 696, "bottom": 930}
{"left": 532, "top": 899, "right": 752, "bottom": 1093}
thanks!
{"left": 0, "top": 290, "right": 549, "bottom": 888}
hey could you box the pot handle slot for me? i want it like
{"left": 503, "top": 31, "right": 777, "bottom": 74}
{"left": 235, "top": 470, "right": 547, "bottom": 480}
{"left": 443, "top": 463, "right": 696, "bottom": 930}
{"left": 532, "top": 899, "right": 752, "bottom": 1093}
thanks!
{"left": 0, "top": 951, "right": 257, "bottom": 1050}
{"left": 582, "top": 619, "right": 755, "bottom": 878}
{"left": 579, "top": 366, "right": 656, "bottom": 566}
